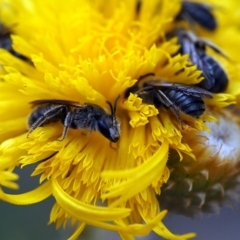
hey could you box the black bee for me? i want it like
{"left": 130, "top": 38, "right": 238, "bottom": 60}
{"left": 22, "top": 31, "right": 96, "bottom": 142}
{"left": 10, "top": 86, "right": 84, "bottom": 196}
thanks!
{"left": 0, "top": 23, "right": 13, "bottom": 51}
{"left": 175, "top": 1, "right": 217, "bottom": 31}
{"left": 125, "top": 73, "right": 212, "bottom": 126}
{"left": 171, "top": 29, "right": 228, "bottom": 93}
{"left": 0, "top": 22, "right": 29, "bottom": 61}
{"left": 28, "top": 96, "right": 121, "bottom": 142}
{"left": 200, "top": 54, "right": 228, "bottom": 93}
{"left": 136, "top": 0, "right": 142, "bottom": 15}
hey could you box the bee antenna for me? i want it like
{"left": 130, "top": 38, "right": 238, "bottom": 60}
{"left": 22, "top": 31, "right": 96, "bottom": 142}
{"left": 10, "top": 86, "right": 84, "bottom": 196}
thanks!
{"left": 106, "top": 101, "right": 114, "bottom": 116}
{"left": 113, "top": 95, "right": 120, "bottom": 116}
{"left": 106, "top": 95, "right": 120, "bottom": 121}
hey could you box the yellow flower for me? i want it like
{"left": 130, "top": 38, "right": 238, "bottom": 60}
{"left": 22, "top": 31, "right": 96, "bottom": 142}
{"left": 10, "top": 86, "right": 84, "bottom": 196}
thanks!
{"left": 0, "top": 0, "right": 238, "bottom": 239}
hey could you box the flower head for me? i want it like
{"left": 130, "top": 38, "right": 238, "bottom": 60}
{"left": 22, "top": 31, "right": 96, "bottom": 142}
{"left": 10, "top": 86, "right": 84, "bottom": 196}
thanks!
{"left": 0, "top": 0, "right": 239, "bottom": 239}
{"left": 159, "top": 107, "right": 240, "bottom": 217}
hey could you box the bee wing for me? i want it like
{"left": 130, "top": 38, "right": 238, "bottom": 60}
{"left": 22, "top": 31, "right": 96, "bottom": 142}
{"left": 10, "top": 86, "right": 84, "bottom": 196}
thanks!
{"left": 145, "top": 81, "right": 213, "bottom": 98}
{"left": 203, "top": 56, "right": 228, "bottom": 92}
{"left": 199, "top": 52, "right": 220, "bottom": 90}
{"left": 197, "top": 37, "right": 230, "bottom": 60}
{"left": 181, "top": 2, "right": 216, "bottom": 31}
{"left": 30, "top": 99, "right": 83, "bottom": 107}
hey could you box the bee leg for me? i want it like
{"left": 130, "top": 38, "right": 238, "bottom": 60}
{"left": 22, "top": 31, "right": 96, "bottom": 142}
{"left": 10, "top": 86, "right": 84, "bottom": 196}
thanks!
{"left": 28, "top": 115, "right": 48, "bottom": 137}
{"left": 156, "top": 90, "right": 183, "bottom": 128}
{"left": 28, "top": 105, "right": 67, "bottom": 137}
{"left": 139, "top": 72, "right": 155, "bottom": 80}
{"left": 86, "top": 120, "right": 94, "bottom": 136}
{"left": 135, "top": 86, "right": 153, "bottom": 95}
{"left": 109, "top": 141, "right": 117, "bottom": 150}
{"left": 58, "top": 111, "right": 73, "bottom": 141}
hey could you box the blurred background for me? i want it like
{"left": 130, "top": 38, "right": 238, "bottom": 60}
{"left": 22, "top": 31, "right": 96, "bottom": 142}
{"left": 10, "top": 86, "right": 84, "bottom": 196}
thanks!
{"left": 0, "top": 165, "right": 240, "bottom": 240}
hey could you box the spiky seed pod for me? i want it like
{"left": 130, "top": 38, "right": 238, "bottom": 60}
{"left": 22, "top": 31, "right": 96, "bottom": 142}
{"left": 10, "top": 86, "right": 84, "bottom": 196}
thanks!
{"left": 159, "top": 107, "right": 240, "bottom": 217}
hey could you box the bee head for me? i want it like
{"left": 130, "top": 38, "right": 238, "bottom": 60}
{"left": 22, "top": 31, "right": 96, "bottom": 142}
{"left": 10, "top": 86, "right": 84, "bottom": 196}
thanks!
{"left": 98, "top": 95, "right": 121, "bottom": 143}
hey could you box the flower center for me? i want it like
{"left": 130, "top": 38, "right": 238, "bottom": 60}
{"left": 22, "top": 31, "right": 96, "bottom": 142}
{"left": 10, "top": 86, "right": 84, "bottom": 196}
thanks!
{"left": 203, "top": 110, "right": 240, "bottom": 163}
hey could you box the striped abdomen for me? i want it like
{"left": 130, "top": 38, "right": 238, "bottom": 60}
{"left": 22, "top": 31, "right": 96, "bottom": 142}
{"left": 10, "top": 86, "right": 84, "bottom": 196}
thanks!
{"left": 163, "top": 88, "right": 205, "bottom": 118}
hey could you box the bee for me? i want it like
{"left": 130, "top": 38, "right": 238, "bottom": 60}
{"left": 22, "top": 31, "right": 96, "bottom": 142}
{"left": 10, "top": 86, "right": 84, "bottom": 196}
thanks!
{"left": 171, "top": 29, "right": 229, "bottom": 93}
{"left": 0, "top": 22, "right": 29, "bottom": 61}
{"left": 175, "top": 1, "right": 217, "bottom": 31}
{"left": 200, "top": 54, "right": 228, "bottom": 93}
{"left": 27, "top": 96, "right": 121, "bottom": 143}
{"left": 0, "top": 23, "right": 14, "bottom": 51}
{"left": 136, "top": 0, "right": 142, "bottom": 15}
{"left": 125, "top": 73, "right": 212, "bottom": 126}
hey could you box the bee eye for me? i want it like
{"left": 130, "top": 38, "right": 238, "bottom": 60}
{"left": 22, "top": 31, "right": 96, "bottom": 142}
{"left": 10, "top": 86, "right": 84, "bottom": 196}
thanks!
{"left": 97, "top": 118, "right": 112, "bottom": 140}
{"left": 97, "top": 117, "right": 119, "bottom": 142}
